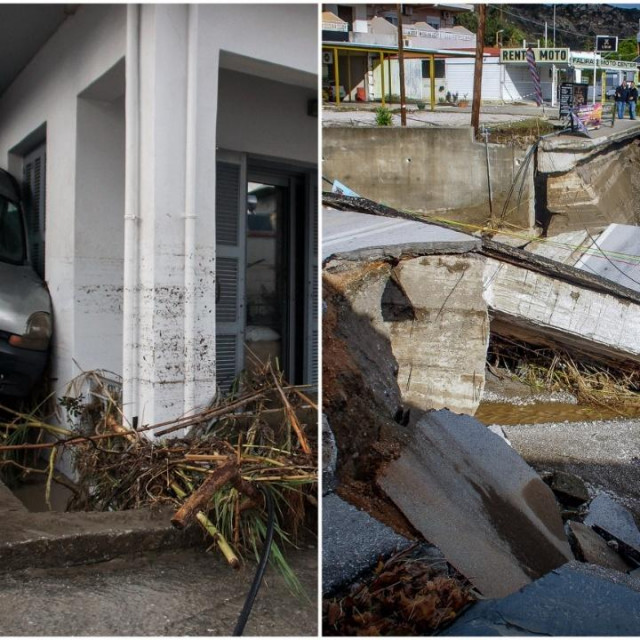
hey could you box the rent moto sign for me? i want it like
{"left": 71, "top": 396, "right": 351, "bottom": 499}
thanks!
{"left": 500, "top": 48, "right": 570, "bottom": 64}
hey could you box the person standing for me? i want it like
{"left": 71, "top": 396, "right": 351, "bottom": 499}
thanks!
{"left": 615, "top": 79, "right": 628, "bottom": 119}
{"left": 628, "top": 81, "right": 638, "bottom": 120}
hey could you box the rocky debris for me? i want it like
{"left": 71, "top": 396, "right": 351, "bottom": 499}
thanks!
{"left": 322, "top": 414, "right": 338, "bottom": 496}
{"left": 379, "top": 410, "right": 573, "bottom": 599}
{"left": 546, "top": 470, "right": 590, "bottom": 507}
{"left": 500, "top": 419, "right": 640, "bottom": 518}
{"left": 442, "top": 561, "right": 640, "bottom": 636}
{"left": 482, "top": 388, "right": 578, "bottom": 405}
{"left": 585, "top": 494, "right": 640, "bottom": 560}
{"left": 322, "top": 493, "right": 412, "bottom": 595}
{"left": 482, "top": 367, "right": 578, "bottom": 406}
{"left": 567, "top": 521, "right": 632, "bottom": 573}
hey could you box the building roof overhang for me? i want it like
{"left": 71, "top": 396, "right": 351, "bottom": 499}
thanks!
{"left": 321, "top": 41, "right": 476, "bottom": 58}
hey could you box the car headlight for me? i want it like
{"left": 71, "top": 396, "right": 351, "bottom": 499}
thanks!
{"left": 8, "top": 312, "right": 52, "bottom": 351}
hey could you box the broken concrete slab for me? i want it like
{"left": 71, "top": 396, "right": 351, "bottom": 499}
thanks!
{"left": 322, "top": 207, "right": 480, "bottom": 263}
{"left": 442, "top": 561, "right": 640, "bottom": 636}
{"left": 483, "top": 255, "right": 640, "bottom": 366}
{"left": 525, "top": 229, "right": 593, "bottom": 265}
{"left": 322, "top": 493, "right": 411, "bottom": 595}
{"left": 568, "top": 521, "right": 631, "bottom": 573}
{"left": 575, "top": 224, "right": 640, "bottom": 294}
{"left": 540, "top": 137, "right": 640, "bottom": 236}
{"left": 378, "top": 410, "right": 572, "bottom": 598}
{"left": 389, "top": 255, "right": 489, "bottom": 415}
{"left": 585, "top": 493, "right": 640, "bottom": 555}
{"left": 324, "top": 253, "right": 489, "bottom": 416}
{"left": 322, "top": 414, "right": 338, "bottom": 495}
{"left": 538, "top": 122, "right": 640, "bottom": 173}
{"left": 547, "top": 470, "right": 589, "bottom": 506}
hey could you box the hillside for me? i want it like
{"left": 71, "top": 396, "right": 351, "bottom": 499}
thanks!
{"left": 499, "top": 4, "right": 640, "bottom": 51}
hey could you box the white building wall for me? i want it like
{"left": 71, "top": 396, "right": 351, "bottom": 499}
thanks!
{"left": 75, "top": 90, "right": 125, "bottom": 376}
{"left": 0, "top": 4, "right": 316, "bottom": 427}
{"left": 134, "top": 3, "right": 317, "bottom": 424}
{"left": 217, "top": 69, "right": 317, "bottom": 164}
{"left": 446, "top": 57, "right": 555, "bottom": 103}
{"left": 372, "top": 58, "right": 445, "bottom": 101}
{"left": 353, "top": 5, "right": 368, "bottom": 33}
{"left": 0, "top": 5, "right": 127, "bottom": 397}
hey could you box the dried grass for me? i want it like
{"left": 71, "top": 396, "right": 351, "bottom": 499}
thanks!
{"left": 489, "top": 335, "right": 640, "bottom": 414}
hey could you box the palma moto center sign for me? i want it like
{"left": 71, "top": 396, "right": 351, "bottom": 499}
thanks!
{"left": 500, "top": 48, "right": 570, "bottom": 64}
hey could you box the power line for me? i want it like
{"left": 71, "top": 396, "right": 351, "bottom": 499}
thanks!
{"left": 496, "top": 6, "right": 598, "bottom": 41}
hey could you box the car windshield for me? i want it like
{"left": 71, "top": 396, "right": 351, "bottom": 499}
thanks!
{"left": 0, "top": 195, "right": 26, "bottom": 264}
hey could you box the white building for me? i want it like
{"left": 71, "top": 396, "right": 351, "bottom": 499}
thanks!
{"left": 322, "top": 4, "right": 475, "bottom": 102}
{"left": 445, "top": 48, "right": 638, "bottom": 105}
{"left": 0, "top": 4, "right": 318, "bottom": 428}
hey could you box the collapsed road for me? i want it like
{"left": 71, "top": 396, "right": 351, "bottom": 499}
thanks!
{"left": 322, "top": 193, "right": 640, "bottom": 635}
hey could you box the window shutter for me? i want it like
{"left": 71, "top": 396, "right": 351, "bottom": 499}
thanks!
{"left": 23, "top": 144, "right": 47, "bottom": 278}
{"left": 215, "top": 157, "right": 246, "bottom": 392}
{"left": 305, "top": 173, "right": 319, "bottom": 386}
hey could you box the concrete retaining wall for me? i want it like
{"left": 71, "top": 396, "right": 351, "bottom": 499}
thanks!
{"left": 323, "top": 127, "right": 534, "bottom": 230}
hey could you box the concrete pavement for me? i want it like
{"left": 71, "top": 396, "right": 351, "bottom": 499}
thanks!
{"left": 0, "top": 546, "right": 318, "bottom": 636}
{"left": 0, "top": 478, "right": 318, "bottom": 635}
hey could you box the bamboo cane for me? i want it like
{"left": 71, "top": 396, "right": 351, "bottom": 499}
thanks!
{"left": 196, "top": 511, "right": 240, "bottom": 569}
{"left": 171, "top": 459, "right": 238, "bottom": 529}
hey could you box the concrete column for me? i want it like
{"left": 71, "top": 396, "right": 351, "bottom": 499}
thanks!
{"left": 133, "top": 4, "right": 218, "bottom": 427}
{"left": 136, "top": 5, "right": 189, "bottom": 426}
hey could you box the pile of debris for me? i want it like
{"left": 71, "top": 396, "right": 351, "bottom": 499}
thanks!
{"left": 324, "top": 545, "right": 475, "bottom": 636}
{"left": 0, "top": 364, "right": 317, "bottom": 590}
{"left": 487, "top": 334, "right": 640, "bottom": 415}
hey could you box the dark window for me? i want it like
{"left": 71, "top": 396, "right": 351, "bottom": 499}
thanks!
{"left": 422, "top": 59, "right": 445, "bottom": 78}
{"left": 23, "top": 143, "right": 46, "bottom": 278}
{"left": 0, "top": 197, "right": 26, "bottom": 265}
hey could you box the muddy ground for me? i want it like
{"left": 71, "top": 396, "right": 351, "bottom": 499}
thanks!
{"left": 323, "top": 276, "right": 421, "bottom": 539}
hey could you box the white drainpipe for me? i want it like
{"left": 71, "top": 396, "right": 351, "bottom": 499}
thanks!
{"left": 124, "top": 3, "right": 141, "bottom": 425}
{"left": 184, "top": 4, "right": 199, "bottom": 415}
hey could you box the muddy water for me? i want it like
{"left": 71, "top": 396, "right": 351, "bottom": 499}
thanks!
{"left": 475, "top": 402, "right": 640, "bottom": 426}
{"left": 11, "top": 474, "right": 73, "bottom": 512}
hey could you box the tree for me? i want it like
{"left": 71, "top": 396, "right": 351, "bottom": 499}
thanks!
{"left": 455, "top": 6, "right": 526, "bottom": 47}
{"left": 610, "top": 37, "right": 637, "bottom": 61}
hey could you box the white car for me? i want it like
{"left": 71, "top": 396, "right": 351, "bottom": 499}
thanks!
{"left": 0, "top": 168, "right": 52, "bottom": 398}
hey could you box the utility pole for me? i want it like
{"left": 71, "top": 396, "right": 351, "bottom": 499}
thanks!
{"left": 397, "top": 4, "right": 407, "bottom": 126}
{"left": 553, "top": 5, "right": 556, "bottom": 46}
{"left": 471, "top": 4, "right": 486, "bottom": 137}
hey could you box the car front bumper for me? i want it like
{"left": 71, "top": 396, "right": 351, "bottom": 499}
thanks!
{"left": 0, "top": 336, "right": 48, "bottom": 398}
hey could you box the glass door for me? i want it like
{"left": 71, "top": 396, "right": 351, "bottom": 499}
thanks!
{"left": 245, "top": 178, "right": 288, "bottom": 376}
